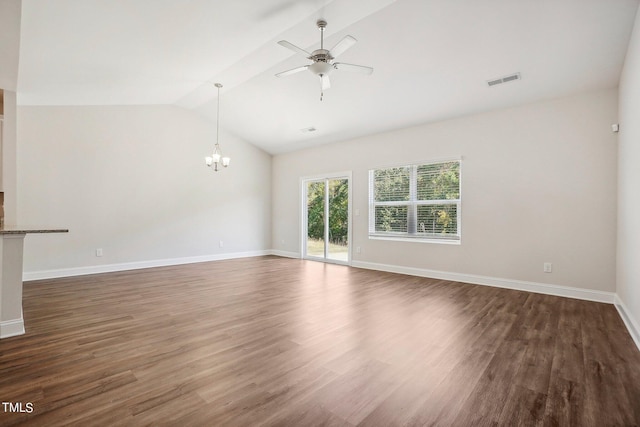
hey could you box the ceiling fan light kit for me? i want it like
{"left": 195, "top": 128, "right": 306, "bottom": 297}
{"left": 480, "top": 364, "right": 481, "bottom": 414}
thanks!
{"left": 276, "top": 19, "right": 373, "bottom": 100}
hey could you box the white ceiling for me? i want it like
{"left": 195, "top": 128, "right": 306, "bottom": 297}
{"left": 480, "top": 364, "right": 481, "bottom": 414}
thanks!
{"left": 16, "top": 0, "right": 640, "bottom": 153}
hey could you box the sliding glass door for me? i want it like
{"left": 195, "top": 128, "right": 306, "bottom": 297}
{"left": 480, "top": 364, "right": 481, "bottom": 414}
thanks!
{"left": 303, "top": 174, "right": 350, "bottom": 264}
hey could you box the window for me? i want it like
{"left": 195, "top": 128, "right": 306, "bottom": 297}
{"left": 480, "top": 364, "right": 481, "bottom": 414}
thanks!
{"left": 368, "top": 160, "right": 461, "bottom": 243}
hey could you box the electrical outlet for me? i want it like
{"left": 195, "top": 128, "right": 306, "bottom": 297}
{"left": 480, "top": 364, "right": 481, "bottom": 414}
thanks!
{"left": 96, "top": 248, "right": 103, "bottom": 257}
{"left": 356, "top": 246, "right": 361, "bottom": 254}
{"left": 219, "top": 240, "right": 224, "bottom": 248}
{"left": 543, "top": 262, "right": 552, "bottom": 273}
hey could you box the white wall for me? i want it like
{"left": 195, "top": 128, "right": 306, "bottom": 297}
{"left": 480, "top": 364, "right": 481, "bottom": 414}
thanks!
{"left": 2, "top": 90, "right": 17, "bottom": 224}
{"left": 273, "top": 89, "right": 618, "bottom": 292}
{"left": 0, "top": 0, "right": 21, "bottom": 91}
{"left": 17, "top": 105, "right": 271, "bottom": 275}
{"left": 617, "top": 8, "right": 640, "bottom": 338}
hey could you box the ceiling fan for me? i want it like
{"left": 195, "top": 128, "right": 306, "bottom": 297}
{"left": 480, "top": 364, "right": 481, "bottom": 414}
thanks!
{"left": 276, "top": 19, "right": 373, "bottom": 100}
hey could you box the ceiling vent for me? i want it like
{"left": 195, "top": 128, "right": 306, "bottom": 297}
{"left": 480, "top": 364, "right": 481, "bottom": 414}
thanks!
{"left": 487, "top": 72, "right": 521, "bottom": 87}
{"left": 301, "top": 126, "right": 317, "bottom": 133}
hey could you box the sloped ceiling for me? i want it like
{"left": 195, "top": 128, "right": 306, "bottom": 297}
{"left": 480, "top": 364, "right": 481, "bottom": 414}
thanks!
{"left": 16, "top": 0, "right": 640, "bottom": 153}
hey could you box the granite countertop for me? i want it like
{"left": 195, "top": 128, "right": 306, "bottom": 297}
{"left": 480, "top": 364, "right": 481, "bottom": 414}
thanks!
{"left": 0, "top": 226, "right": 69, "bottom": 235}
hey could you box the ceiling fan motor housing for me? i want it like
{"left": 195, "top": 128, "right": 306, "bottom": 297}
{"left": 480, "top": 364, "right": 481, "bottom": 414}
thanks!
{"left": 310, "top": 49, "right": 332, "bottom": 62}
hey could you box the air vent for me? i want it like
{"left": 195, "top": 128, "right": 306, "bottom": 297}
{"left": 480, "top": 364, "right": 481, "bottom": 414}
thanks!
{"left": 301, "top": 127, "right": 317, "bottom": 133}
{"left": 487, "top": 72, "right": 521, "bottom": 87}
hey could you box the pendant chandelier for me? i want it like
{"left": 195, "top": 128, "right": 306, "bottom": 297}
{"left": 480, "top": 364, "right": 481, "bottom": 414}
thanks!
{"left": 205, "top": 83, "right": 230, "bottom": 171}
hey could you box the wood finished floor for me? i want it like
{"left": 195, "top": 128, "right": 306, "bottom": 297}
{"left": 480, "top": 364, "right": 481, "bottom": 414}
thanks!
{"left": 1, "top": 256, "right": 639, "bottom": 426}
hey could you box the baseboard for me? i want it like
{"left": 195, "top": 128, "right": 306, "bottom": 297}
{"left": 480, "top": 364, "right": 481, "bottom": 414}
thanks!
{"left": 269, "top": 250, "right": 300, "bottom": 259}
{"left": 23, "top": 250, "right": 272, "bottom": 281}
{"left": 351, "top": 260, "right": 615, "bottom": 304}
{"left": 0, "top": 316, "right": 25, "bottom": 339}
{"left": 614, "top": 295, "right": 640, "bottom": 351}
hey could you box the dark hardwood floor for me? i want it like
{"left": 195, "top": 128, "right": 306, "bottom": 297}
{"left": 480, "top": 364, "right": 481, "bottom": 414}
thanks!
{"left": 1, "top": 256, "right": 639, "bottom": 426}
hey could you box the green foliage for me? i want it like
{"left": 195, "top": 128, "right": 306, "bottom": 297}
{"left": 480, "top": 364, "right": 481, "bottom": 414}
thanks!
{"left": 307, "top": 181, "right": 325, "bottom": 241}
{"left": 306, "top": 179, "right": 349, "bottom": 245}
{"left": 417, "top": 162, "right": 460, "bottom": 200}
{"left": 328, "top": 179, "right": 348, "bottom": 244}
{"left": 375, "top": 206, "right": 408, "bottom": 233}
{"left": 417, "top": 204, "right": 457, "bottom": 235}
{"left": 374, "top": 167, "right": 410, "bottom": 201}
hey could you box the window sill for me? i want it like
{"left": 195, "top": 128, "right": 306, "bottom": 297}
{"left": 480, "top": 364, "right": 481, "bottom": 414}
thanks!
{"left": 368, "top": 235, "right": 461, "bottom": 245}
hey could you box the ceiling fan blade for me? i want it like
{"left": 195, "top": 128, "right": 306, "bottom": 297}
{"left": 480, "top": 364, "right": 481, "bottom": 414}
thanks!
{"left": 277, "top": 40, "right": 311, "bottom": 58}
{"left": 329, "top": 35, "right": 357, "bottom": 58}
{"left": 275, "top": 65, "right": 309, "bottom": 78}
{"left": 334, "top": 62, "right": 374, "bottom": 75}
{"left": 321, "top": 74, "right": 331, "bottom": 91}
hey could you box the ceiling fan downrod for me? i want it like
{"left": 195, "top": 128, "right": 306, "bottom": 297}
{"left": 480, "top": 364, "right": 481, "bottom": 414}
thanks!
{"left": 318, "top": 19, "right": 326, "bottom": 50}
{"left": 318, "top": 19, "right": 327, "bottom": 101}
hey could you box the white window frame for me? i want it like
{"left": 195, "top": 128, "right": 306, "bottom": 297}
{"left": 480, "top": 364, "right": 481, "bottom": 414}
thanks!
{"left": 368, "top": 159, "right": 461, "bottom": 244}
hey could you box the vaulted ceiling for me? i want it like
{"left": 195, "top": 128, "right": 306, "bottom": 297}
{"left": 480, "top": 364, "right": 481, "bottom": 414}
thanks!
{"left": 11, "top": 0, "right": 640, "bottom": 153}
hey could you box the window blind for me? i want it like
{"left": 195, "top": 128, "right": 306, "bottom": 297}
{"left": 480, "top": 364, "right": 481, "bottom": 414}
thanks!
{"left": 369, "top": 160, "right": 461, "bottom": 242}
